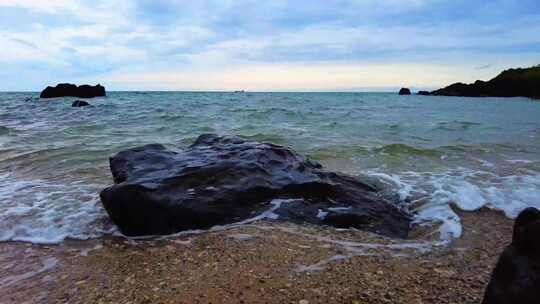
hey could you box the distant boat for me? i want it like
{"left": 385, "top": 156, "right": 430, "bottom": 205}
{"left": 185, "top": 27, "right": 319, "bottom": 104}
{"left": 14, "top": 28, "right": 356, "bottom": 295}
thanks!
{"left": 234, "top": 90, "right": 245, "bottom": 93}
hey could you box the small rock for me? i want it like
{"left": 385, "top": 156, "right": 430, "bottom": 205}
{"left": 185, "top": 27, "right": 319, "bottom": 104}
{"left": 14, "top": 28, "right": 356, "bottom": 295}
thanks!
{"left": 72, "top": 100, "right": 90, "bottom": 107}
{"left": 399, "top": 88, "right": 412, "bottom": 95}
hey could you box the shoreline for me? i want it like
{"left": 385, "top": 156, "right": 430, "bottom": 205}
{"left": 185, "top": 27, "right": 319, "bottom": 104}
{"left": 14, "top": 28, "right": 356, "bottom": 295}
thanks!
{"left": 0, "top": 207, "right": 512, "bottom": 304}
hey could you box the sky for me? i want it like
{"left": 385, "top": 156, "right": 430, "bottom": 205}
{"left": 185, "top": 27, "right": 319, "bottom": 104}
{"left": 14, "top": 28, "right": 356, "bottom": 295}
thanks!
{"left": 0, "top": 0, "right": 539, "bottom": 91}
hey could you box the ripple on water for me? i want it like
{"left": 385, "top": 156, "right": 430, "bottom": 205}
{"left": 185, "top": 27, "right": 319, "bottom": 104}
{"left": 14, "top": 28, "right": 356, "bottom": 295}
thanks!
{"left": 0, "top": 92, "right": 539, "bottom": 244}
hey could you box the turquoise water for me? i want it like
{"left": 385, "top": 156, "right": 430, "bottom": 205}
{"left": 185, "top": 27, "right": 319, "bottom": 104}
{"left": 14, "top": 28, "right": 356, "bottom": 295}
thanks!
{"left": 1, "top": 92, "right": 540, "bottom": 243}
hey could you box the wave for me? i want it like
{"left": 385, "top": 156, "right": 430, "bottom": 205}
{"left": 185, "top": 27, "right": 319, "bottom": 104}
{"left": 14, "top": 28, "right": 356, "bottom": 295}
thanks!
{"left": 367, "top": 169, "right": 540, "bottom": 240}
{"left": 433, "top": 120, "right": 482, "bottom": 131}
{"left": 1, "top": 149, "right": 539, "bottom": 244}
{"left": 373, "top": 143, "right": 442, "bottom": 157}
{"left": 0, "top": 173, "right": 115, "bottom": 244}
{"left": 307, "top": 146, "right": 369, "bottom": 160}
{"left": 0, "top": 126, "right": 13, "bottom": 135}
{"left": 439, "top": 143, "right": 533, "bottom": 154}
{"left": 247, "top": 107, "right": 305, "bottom": 119}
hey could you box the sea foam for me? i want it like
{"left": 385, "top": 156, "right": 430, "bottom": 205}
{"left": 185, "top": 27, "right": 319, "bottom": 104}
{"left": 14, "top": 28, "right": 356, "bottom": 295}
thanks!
{"left": 368, "top": 169, "right": 540, "bottom": 240}
{"left": 0, "top": 172, "right": 114, "bottom": 244}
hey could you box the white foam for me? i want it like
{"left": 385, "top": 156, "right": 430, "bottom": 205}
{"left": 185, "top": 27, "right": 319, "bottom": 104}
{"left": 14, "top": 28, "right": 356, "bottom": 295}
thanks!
{"left": 366, "top": 172, "right": 414, "bottom": 201}
{"left": 0, "top": 173, "right": 114, "bottom": 244}
{"left": 220, "top": 198, "right": 293, "bottom": 225}
{"left": 367, "top": 169, "right": 540, "bottom": 240}
{"left": 170, "top": 239, "right": 192, "bottom": 245}
{"left": 506, "top": 159, "right": 535, "bottom": 164}
{"left": 227, "top": 233, "right": 255, "bottom": 241}
{"left": 328, "top": 207, "right": 352, "bottom": 212}
{"left": 316, "top": 209, "right": 328, "bottom": 219}
{"left": 2, "top": 163, "right": 539, "bottom": 245}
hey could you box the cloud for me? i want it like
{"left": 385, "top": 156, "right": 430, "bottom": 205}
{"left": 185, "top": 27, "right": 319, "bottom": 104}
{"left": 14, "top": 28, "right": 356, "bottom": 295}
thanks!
{"left": 0, "top": 0, "right": 539, "bottom": 90}
{"left": 0, "top": 0, "right": 76, "bottom": 13}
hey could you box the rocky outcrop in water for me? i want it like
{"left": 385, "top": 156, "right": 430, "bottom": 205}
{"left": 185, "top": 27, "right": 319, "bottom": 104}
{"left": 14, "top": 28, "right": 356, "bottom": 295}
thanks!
{"left": 417, "top": 91, "right": 431, "bottom": 96}
{"left": 431, "top": 66, "right": 540, "bottom": 98}
{"left": 72, "top": 100, "right": 89, "bottom": 107}
{"left": 40, "top": 83, "right": 106, "bottom": 98}
{"left": 399, "top": 88, "right": 411, "bottom": 95}
{"left": 482, "top": 207, "right": 540, "bottom": 304}
{"left": 100, "top": 134, "right": 411, "bottom": 238}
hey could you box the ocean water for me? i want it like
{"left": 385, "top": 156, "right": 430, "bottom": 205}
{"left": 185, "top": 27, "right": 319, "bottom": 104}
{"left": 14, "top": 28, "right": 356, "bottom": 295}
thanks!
{"left": 1, "top": 92, "right": 539, "bottom": 243}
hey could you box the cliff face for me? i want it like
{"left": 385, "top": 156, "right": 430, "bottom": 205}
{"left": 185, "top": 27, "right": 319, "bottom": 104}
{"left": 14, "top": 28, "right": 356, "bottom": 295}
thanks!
{"left": 431, "top": 66, "right": 540, "bottom": 99}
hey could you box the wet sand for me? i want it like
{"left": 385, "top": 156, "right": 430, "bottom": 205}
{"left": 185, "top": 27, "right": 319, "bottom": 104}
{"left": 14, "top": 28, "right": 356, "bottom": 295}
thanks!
{"left": 0, "top": 208, "right": 512, "bottom": 304}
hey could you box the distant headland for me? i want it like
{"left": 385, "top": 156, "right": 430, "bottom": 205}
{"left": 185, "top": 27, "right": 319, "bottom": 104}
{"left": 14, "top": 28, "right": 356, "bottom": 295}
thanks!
{"left": 40, "top": 83, "right": 106, "bottom": 98}
{"left": 427, "top": 65, "right": 540, "bottom": 99}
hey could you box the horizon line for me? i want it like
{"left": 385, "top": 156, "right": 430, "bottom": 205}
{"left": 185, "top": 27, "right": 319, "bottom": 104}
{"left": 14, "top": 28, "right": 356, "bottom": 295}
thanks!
{"left": 0, "top": 89, "right": 432, "bottom": 94}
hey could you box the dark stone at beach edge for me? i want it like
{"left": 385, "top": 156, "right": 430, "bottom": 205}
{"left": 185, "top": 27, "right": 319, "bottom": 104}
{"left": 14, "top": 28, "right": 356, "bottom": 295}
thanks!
{"left": 482, "top": 207, "right": 540, "bottom": 304}
{"left": 72, "top": 100, "right": 90, "bottom": 107}
{"left": 399, "top": 88, "right": 411, "bottom": 95}
{"left": 100, "top": 134, "right": 411, "bottom": 238}
{"left": 431, "top": 65, "right": 540, "bottom": 98}
{"left": 40, "top": 83, "right": 106, "bottom": 98}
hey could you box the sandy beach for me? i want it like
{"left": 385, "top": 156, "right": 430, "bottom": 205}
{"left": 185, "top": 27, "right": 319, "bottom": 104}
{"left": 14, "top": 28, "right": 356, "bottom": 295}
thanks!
{"left": 0, "top": 207, "right": 512, "bottom": 304}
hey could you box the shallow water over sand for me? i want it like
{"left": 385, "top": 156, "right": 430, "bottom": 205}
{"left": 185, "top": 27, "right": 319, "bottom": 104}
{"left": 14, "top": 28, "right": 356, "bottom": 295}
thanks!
{"left": 1, "top": 92, "right": 539, "bottom": 243}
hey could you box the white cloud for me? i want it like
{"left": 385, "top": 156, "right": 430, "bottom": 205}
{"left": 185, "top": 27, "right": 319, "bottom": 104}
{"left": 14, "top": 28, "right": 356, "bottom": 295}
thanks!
{"left": 0, "top": 0, "right": 76, "bottom": 13}
{"left": 0, "top": 0, "right": 538, "bottom": 90}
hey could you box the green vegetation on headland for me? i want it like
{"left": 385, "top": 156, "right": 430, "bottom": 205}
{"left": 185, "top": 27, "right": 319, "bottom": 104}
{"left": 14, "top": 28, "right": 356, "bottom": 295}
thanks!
{"left": 430, "top": 65, "right": 540, "bottom": 99}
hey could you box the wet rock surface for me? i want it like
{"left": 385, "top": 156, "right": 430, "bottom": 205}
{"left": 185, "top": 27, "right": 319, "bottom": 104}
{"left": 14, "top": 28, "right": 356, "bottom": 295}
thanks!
{"left": 100, "top": 134, "right": 411, "bottom": 238}
{"left": 482, "top": 207, "right": 540, "bottom": 304}
{"left": 40, "top": 83, "right": 105, "bottom": 98}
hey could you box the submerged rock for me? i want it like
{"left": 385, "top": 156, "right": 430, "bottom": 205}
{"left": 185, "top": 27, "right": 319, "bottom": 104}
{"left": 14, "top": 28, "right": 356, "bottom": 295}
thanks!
{"left": 399, "top": 88, "right": 412, "bottom": 95}
{"left": 72, "top": 100, "right": 90, "bottom": 107}
{"left": 482, "top": 207, "right": 540, "bottom": 304}
{"left": 40, "top": 83, "right": 105, "bottom": 98}
{"left": 432, "top": 65, "right": 540, "bottom": 98}
{"left": 100, "top": 134, "right": 411, "bottom": 238}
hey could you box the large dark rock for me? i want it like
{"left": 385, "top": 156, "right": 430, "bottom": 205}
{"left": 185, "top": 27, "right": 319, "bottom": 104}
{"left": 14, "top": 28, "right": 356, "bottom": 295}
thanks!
{"left": 40, "top": 83, "right": 105, "bottom": 98}
{"left": 399, "top": 88, "right": 412, "bottom": 95}
{"left": 100, "top": 134, "right": 411, "bottom": 238}
{"left": 432, "top": 65, "right": 540, "bottom": 98}
{"left": 482, "top": 207, "right": 540, "bottom": 304}
{"left": 72, "top": 100, "right": 90, "bottom": 107}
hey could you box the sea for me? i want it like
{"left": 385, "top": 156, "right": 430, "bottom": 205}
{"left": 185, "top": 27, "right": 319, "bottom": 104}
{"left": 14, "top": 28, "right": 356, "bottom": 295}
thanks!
{"left": 1, "top": 92, "right": 539, "bottom": 244}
